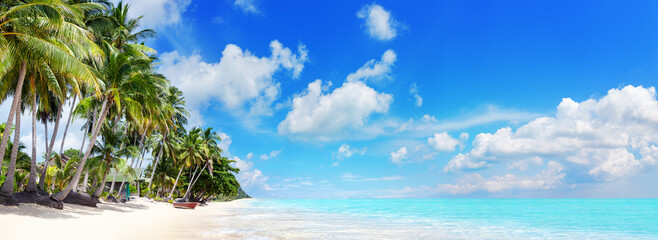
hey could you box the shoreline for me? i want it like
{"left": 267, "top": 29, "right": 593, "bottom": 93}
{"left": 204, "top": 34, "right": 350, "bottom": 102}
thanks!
{"left": 0, "top": 198, "right": 248, "bottom": 240}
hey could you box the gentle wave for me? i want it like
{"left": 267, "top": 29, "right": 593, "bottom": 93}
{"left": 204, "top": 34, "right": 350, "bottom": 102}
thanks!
{"left": 198, "top": 199, "right": 658, "bottom": 239}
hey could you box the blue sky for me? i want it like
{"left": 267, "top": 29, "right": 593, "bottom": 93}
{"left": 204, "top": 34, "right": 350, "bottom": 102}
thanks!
{"left": 5, "top": 0, "right": 658, "bottom": 198}
{"left": 144, "top": 0, "right": 658, "bottom": 198}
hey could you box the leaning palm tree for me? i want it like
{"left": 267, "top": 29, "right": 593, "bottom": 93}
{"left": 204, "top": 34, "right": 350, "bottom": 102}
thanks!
{"left": 52, "top": 44, "right": 153, "bottom": 201}
{"left": 86, "top": 123, "right": 136, "bottom": 199}
{"left": 0, "top": 1, "right": 102, "bottom": 199}
{"left": 182, "top": 128, "right": 222, "bottom": 200}
{"left": 0, "top": 0, "right": 102, "bottom": 171}
{"left": 168, "top": 128, "right": 205, "bottom": 199}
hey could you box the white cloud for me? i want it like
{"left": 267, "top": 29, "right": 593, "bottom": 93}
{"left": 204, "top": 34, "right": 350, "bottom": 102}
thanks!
{"left": 234, "top": 0, "right": 259, "bottom": 14}
{"left": 278, "top": 79, "right": 392, "bottom": 141}
{"left": 385, "top": 161, "right": 565, "bottom": 197}
{"left": 232, "top": 155, "right": 272, "bottom": 191}
{"left": 443, "top": 153, "right": 488, "bottom": 172}
{"left": 409, "top": 83, "right": 422, "bottom": 107}
{"left": 217, "top": 132, "right": 232, "bottom": 155}
{"left": 260, "top": 149, "right": 282, "bottom": 160}
{"left": 427, "top": 132, "right": 467, "bottom": 152}
{"left": 438, "top": 161, "right": 566, "bottom": 194}
{"left": 390, "top": 146, "right": 408, "bottom": 165}
{"left": 159, "top": 40, "right": 308, "bottom": 123}
{"left": 218, "top": 132, "right": 271, "bottom": 192}
{"left": 346, "top": 50, "right": 396, "bottom": 83}
{"left": 113, "top": 0, "right": 191, "bottom": 28}
{"left": 448, "top": 85, "right": 658, "bottom": 181}
{"left": 507, "top": 157, "right": 544, "bottom": 171}
{"left": 357, "top": 3, "right": 400, "bottom": 41}
{"left": 332, "top": 144, "right": 367, "bottom": 167}
{"left": 395, "top": 106, "right": 540, "bottom": 137}
{"left": 336, "top": 143, "right": 366, "bottom": 159}
{"left": 341, "top": 173, "right": 402, "bottom": 182}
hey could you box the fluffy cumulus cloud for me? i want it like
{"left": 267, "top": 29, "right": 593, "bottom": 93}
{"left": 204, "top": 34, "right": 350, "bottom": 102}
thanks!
{"left": 278, "top": 49, "right": 395, "bottom": 141}
{"left": 234, "top": 0, "right": 259, "bottom": 13}
{"left": 357, "top": 3, "right": 400, "bottom": 41}
{"left": 159, "top": 40, "right": 308, "bottom": 124}
{"left": 428, "top": 132, "right": 468, "bottom": 152}
{"left": 445, "top": 85, "right": 658, "bottom": 181}
{"left": 219, "top": 132, "right": 272, "bottom": 191}
{"left": 390, "top": 146, "right": 408, "bottom": 165}
{"left": 443, "top": 153, "right": 488, "bottom": 172}
{"left": 507, "top": 156, "right": 544, "bottom": 171}
{"left": 346, "top": 50, "right": 396, "bottom": 83}
{"left": 234, "top": 156, "right": 272, "bottom": 191}
{"left": 114, "top": 0, "right": 190, "bottom": 28}
{"left": 278, "top": 79, "right": 392, "bottom": 141}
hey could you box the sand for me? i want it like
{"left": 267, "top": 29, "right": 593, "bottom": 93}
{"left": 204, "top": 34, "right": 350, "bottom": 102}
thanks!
{"left": 0, "top": 197, "right": 240, "bottom": 240}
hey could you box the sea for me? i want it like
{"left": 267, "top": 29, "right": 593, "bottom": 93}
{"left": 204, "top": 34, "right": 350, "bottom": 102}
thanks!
{"left": 199, "top": 199, "right": 658, "bottom": 239}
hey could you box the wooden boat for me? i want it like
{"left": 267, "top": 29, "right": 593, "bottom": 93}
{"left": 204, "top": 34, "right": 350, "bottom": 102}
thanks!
{"left": 173, "top": 202, "right": 199, "bottom": 209}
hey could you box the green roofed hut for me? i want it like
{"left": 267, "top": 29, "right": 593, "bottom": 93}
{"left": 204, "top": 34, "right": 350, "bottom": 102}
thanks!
{"left": 104, "top": 168, "right": 150, "bottom": 198}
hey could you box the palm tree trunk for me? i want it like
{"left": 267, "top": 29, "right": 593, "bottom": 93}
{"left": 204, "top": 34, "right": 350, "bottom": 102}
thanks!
{"left": 26, "top": 89, "right": 38, "bottom": 192}
{"left": 147, "top": 139, "right": 164, "bottom": 190}
{"left": 0, "top": 61, "right": 26, "bottom": 174}
{"left": 89, "top": 175, "right": 97, "bottom": 195}
{"left": 79, "top": 108, "right": 96, "bottom": 154}
{"left": 109, "top": 168, "right": 118, "bottom": 195}
{"left": 92, "top": 169, "right": 109, "bottom": 198}
{"left": 0, "top": 104, "right": 22, "bottom": 196}
{"left": 80, "top": 171, "right": 89, "bottom": 192}
{"left": 79, "top": 129, "right": 87, "bottom": 153}
{"left": 58, "top": 97, "right": 76, "bottom": 155}
{"left": 167, "top": 165, "right": 185, "bottom": 199}
{"left": 117, "top": 133, "right": 145, "bottom": 195}
{"left": 184, "top": 163, "right": 206, "bottom": 200}
{"left": 52, "top": 99, "right": 110, "bottom": 201}
{"left": 38, "top": 103, "right": 63, "bottom": 189}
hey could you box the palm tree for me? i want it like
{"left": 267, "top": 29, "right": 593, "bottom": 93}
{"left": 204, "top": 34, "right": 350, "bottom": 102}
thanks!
{"left": 52, "top": 45, "right": 153, "bottom": 201}
{"left": 182, "top": 127, "right": 222, "bottom": 200}
{"left": 87, "top": 123, "right": 137, "bottom": 198}
{"left": 167, "top": 128, "right": 205, "bottom": 199}
{"left": 0, "top": 1, "right": 102, "bottom": 198}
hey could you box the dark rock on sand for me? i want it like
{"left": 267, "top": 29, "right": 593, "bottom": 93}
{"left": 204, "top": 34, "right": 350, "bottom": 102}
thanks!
{"left": 0, "top": 194, "right": 19, "bottom": 206}
{"left": 14, "top": 191, "right": 41, "bottom": 203}
{"left": 62, "top": 192, "right": 97, "bottom": 207}
{"left": 35, "top": 196, "right": 63, "bottom": 210}
{"left": 105, "top": 195, "right": 117, "bottom": 203}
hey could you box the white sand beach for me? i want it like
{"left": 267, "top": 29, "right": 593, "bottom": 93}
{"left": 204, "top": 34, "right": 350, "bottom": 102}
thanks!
{"left": 0, "top": 199, "right": 246, "bottom": 240}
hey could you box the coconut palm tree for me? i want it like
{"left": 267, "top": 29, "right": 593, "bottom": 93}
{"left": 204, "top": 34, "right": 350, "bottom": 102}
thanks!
{"left": 0, "top": 1, "right": 102, "bottom": 172}
{"left": 182, "top": 127, "right": 222, "bottom": 200}
{"left": 0, "top": 1, "right": 102, "bottom": 198}
{"left": 52, "top": 44, "right": 153, "bottom": 201}
{"left": 167, "top": 128, "right": 205, "bottom": 199}
{"left": 87, "top": 123, "right": 137, "bottom": 198}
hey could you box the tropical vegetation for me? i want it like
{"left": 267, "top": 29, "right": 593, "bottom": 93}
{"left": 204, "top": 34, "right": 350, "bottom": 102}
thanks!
{"left": 0, "top": 0, "right": 242, "bottom": 209}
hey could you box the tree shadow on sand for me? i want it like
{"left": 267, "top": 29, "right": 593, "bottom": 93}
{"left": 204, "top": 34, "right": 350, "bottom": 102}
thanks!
{"left": 0, "top": 200, "right": 152, "bottom": 219}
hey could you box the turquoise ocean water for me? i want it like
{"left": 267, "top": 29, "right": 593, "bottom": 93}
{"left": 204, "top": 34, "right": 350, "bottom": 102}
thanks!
{"left": 202, "top": 199, "right": 658, "bottom": 239}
